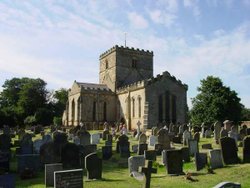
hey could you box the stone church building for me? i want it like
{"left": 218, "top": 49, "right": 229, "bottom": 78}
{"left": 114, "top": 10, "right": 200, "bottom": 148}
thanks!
{"left": 62, "top": 45, "right": 188, "bottom": 130}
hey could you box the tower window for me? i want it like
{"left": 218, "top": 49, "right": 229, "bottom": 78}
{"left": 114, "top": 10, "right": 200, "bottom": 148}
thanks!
{"left": 132, "top": 59, "right": 137, "bottom": 68}
{"left": 105, "top": 60, "right": 109, "bottom": 69}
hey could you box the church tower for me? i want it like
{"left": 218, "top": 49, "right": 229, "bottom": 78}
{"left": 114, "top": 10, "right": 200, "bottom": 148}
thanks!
{"left": 99, "top": 45, "right": 153, "bottom": 92}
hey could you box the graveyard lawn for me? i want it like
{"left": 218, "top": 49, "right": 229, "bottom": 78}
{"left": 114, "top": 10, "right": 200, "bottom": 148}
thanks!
{"left": 10, "top": 132, "right": 250, "bottom": 188}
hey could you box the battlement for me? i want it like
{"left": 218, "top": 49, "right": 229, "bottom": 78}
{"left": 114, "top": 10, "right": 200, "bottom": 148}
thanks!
{"left": 116, "top": 80, "right": 145, "bottom": 93}
{"left": 99, "top": 45, "right": 153, "bottom": 59}
{"left": 147, "top": 71, "right": 188, "bottom": 90}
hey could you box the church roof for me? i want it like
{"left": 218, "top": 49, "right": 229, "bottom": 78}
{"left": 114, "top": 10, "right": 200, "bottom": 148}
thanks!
{"left": 76, "top": 82, "right": 111, "bottom": 91}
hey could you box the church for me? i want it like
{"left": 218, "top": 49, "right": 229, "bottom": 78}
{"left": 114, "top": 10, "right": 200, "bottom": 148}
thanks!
{"left": 62, "top": 45, "right": 188, "bottom": 130}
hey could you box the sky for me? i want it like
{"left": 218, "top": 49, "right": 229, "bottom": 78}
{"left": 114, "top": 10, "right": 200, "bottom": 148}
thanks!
{"left": 0, "top": 0, "right": 250, "bottom": 108}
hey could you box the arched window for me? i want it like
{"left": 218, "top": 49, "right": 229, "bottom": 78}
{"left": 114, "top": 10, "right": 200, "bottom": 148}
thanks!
{"left": 132, "top": 98, "right": 135, "bottom": 117}
{"left": 103, "top": 102, "right": 107, "bottom": 121}
{"left": 105, "top": 60, "right": 109, "bottom": 69}
{"left": 93, "top": 101, "right": 96, "bottom": 121}
{"left": 71, "top": 99, "right": 75, "bottom": 124}
{"left": 138, "top": 96, "right": 141, "bottom": 118}
{"left": 158, "top": 94, "right": 163, "bottom": 122}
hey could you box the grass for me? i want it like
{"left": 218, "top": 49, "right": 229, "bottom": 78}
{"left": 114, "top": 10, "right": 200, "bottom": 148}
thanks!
{"left": 9, "top": 130, "right": 250, "bottom": 187}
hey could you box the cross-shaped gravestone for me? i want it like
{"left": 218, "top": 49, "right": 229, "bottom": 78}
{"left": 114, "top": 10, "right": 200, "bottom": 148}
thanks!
{"left": 135, "top": 121, "right": 142, "bottom": 139}
{"left": 139, "top": 160, "right": 157, "bottom": 188}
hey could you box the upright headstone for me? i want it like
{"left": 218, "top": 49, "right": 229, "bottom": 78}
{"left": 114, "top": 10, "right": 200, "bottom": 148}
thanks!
{"left": 91, "top": 133, "right": 100, "bottom": 145}
{"left": 33, "top": 139, "right": 43, "bottom": 154}
{"left": 138, "top": 144, "right": 148, "bottom": 155}
{"left": 209, "top": 149, "right": 223, "bottom": 169}
{"left": 0, "top": 174, "right": 15, "bottom": 188}
{"left": 148, "top": 135, "right": 158, "bottom": 147}
{"left": 54, "top": 169, "right": 83, "bottom": 188}
{"left": 102, "top": 130, "right": 109, "bottom": 141}
{"left": 135, "top": 121, "right": 142, "bottom": 140}
{"left": 0, "top": 151, "right": 10, "bottom": 173}
{"left": 18, "top": 128, "right": 25, "bottom": 141}
{"left": 181, "top": 147, "right": 190, "bottom": 162}
{"left": 193, "top": 132, "right": 200, "bottom": 142}
{"left": 205, "top": 129, "right": 212, "bottom": 138}
{"left": 40, "top": 142, "right": 61, "bottom": 164}
{"left": 139, "top": 133, "right": 147, "bottom": 144}
{"left": 128, "top": 155, "right": 145, "bottom": 175}
{"left": 144, "top": 150, "right": 157, "bottom": 161}
{"left": 158, "top": 129, "right": 170, "bottom": 150}
{"left": 79, "top": 130, "right": 91, "bottom": 146}
{"left": 220, "top": 129, "right": 228, "bottom": 139}
{"left": 117, "top": 135, "right": 130, "bottom": 158}
{"left": 0, "top": 133, "right": 11, "bottom": 153}
{"left": 243, "top": 136, "right": 250, "bottom": 163}
{"left": 223, "top": 120, "right": 232, "bottom": 132}
{"left": 183, "top": 130, "right": 191, "bottom": 146}
{"left": 201, "top": 123, "right": 206, "bottom": 138}
{"left": 102, "top": 146, "right": 112, "bottom": 160}
{"left": 214, "top": 121, "right": 222, "bottom": 144}
{"left": 45, "top": 163, "right": 63, "bottom": 187}
{"left": 220, "top": 137, "right": 239, "bottom": 164}
{"left": 85, "top": 152, "right": 102, "bottom": 179}
{"left": 165, "top": 150, "right": 183, "bottom": 175}
{"left": 229, "top": 126, "right": 238, "bottom": 144}
{"left": 61, "top": 143, "right": 80, "bottom": 169}
{"left": 79, "top": 144, "right": 97, "bottom": 168}
{"left": 195, "top": 152, "right": 207, "bottom": 171}
{"left": 20, "top": 133, "right": 33, "bottom": 154}
{"left": 188, "top": 139, "right": 198, "bottom": 156}
{"left": 152, "top": 127, "right": 159, "bottom": 136}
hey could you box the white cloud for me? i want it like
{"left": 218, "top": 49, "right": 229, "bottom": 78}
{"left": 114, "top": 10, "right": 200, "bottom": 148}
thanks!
{"left": 148, "top": 9, "right": 177, "bottom": 27}
{"left": 128, "top": 12, "right": 148, "bottom": 29}
{"left": 183, "top": 0, "right": 201, "bottom": 17}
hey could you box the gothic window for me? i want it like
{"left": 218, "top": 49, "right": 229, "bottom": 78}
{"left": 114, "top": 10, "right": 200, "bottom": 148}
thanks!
{"left": 71, "top": 99, "right": 75, "bottom": 124}
{"left": 105, "top": 60, "right": 109, "bottom": 69}
{"left": 132, "top": 98, "right": 135, "bottom": 117}
{"left": 103, "top": 102, "right": 107, "bottom": 121}
{"left": 165, "top": 91, "right": 170, "bottom": 123}
{"left": 138, "top": 96, "right": 141, "bottom": 118}
{"left": 158, "top": 94, "right": 163, "bottom": 122}
{"left": 93, "top": 101, "right": 96, "bottom": 121}
{"left": 132, "top": 59, "right": 137, "bottom": 68}
{"left": 171, "top": 95, "right": 177, "bottom": 124}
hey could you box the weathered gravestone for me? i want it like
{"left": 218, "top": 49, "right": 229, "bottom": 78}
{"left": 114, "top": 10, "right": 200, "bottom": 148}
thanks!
{"left": 54, "top": 169, "right": 83, "bottom": 188}
{"left": 128, "top": 155, "right": 145, "bottom": 175}
{"left": 165, "top": 150, "right": 183, "bottom": 175}
{"left": 209, "top": 149, "right": 223, "bottom": 169}
{"left": 220, "top": 129, "right": 228, "bottom": 138}
{"left": 139, "top": 133, "right": 147, "bottom": 144}
{"left": 188, "top": 139, "right": 198, "bottom": 156}
{"left": 151, "top": 127, "right": 159, "bottom": 136}
{"left": 40, "top": 142, "right": 61, "bottom": 164}
{"left": 138, "top": 144, "right": 148, "bottom": 155}
{"left": 247, "top": 128, "right": 250, "bottom": 135}
{"left": 17, "top": 154, "right": 41, "bottom": 179}
{"left": 105, "top": 134, "right": 112, "bottom": 146}
{"left": 205, "top": 129, "right": 212, "bottom": 138}
{"left": 243, "top": 136, "right": 250, "bottom": 163}
{"left": 0, "top": 151, "right": 10, "bottom": 173}
{"left": 183, "top": 130, "right": 192, "bottom": 146}
{"left": 158, "top": 129, "right": 170, "bottom": 150}
{"left": 135, "top": 121, "right": 142, "bottom": 140}
{"left": 214, "top": 121, "right": 222, "bottom": 144}
{"left": 229, "top": 126, "right": 238, "bottom": 144}
{"left": 102, "top": 146, "right": 112, "bottom": 160}
{"left": 144, "top": 150, "right": 156, "bottom": 161}
{"left": 79, "top": 144, "right": 97, "bottom": 168}
{"left": 117, "top": 135, "right": 130, "bottom": 158}
{"left": 220, "top": 137, "right": 239, "bottom": 164}
{"left": 195, "top": 152, "right": 207, "bottom": 171}
{"left": 42, "top": 134, "right": 52, "bottom": 143}
{"left": 0, "top": 133, "right": 11, "bottom": 153}
{"left": 91, "top": 133, "right": 100, "bottom": 145}
{"left": 78, "top": 130, "right": 91, "bottom": 146}
{"left": 53, "top": 131, "right": 68, "bottom": 157}
{"left": 154, "top": 144, "right": 163, "bottom": 155}
{"left": 20, "top": 133, "right": 33, "bottom": 154}
{"left": 181, "top": 147, "right": 190, "bottom": 162}
{"left": 193, "top": 132, "right": 200, "bottom": 142}
{"left": 213, "top": 181, "right": 241, "bottom": 188}
{"left": 0, "top": 174, "right": 15, "bottom": 188}
{"left": 85, "top": 152, "right": 102, "bottom": 179}
{"left": 132, "top": 144, "right": 139, "bottom": 153}
{"left": 139, "top": 160, "right": 157, "bottom": 188}
{"left": 102, "top": 130, "right": 109, "bottom": 141}
{"left": 61, "top": 143, "right": 80, "bottom": 169}
{"left": 148, "top": 135, "right": 158, "bottom": 147}
{"left": 45, "top": 163, "right": 63, "bottom": 187}
{"left": 33, "top": 139, "right": 43, "bottom": 154}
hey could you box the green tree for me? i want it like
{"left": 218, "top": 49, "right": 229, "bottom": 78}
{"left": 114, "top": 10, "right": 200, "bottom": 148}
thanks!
{"left": 52, "top": 88, "right": 68, "bottom": 117}
{"left": 241, "top": 107, "right": 250, "bottom": 121}
{"left": 190, "top": 76, "right": 243, "bottom": 125}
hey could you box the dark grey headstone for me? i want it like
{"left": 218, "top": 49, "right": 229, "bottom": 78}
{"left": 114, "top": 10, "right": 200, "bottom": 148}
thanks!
{"left": 54, "top": 169, "right": 83, "bottom": 188}
{"left": 138, "top": 144, "right": 148, "bottom": 155}
{"left": 20, "top": 133, "right": 33, "bottom": 154}
{"left": 165, "top": 150, "right": 183, "bottom": 175}
{"left": 0, "top": 151, "right": 10, "bottom": 173}
{"left": 79, "top": 144, "right": 97, "bottom": 168}
{"left": 102, "top": 146, "right": 112, "bottom": 160}
{"left": 132, "top": 144, "right": 138, "bottom": 153}
{"left": 154, "top": 144, "right": 163, "bottom": 155}
{"left": 85, "top": 152, "right": 102, "bottom": 179}
{"left": 61, "top": 143, "right": 80, "bottom": 169}
{"left": 144, "top": 150, "right": 157, "bottom": 161}
{"left": 243, "top": 136, "right": 250, "bottom": 163}
{"left": 195, "top": 152, "right": 207, "bottom": 171}
{"left": 220, "top": 137, "right": 239, "bottom": 164}
{"left": 188, "top": 139, "right": 198, "bottom": 156}
{"left": 0, "top": 174, "right": 15, "bottom": 188}
{"left": 118, "top": 135, "right": 130, "bottom": 158}
{"left": 79, "top": 130, "right": 91, "bottom": 146}
{"left": 0, "top": 134, "right": 11, "bottom": 153}
{"left": 209, "top": 149, "right": 223, "bottom": 169}
{"left": 193, "top": 132, "right": 200, "bottom": 142}
{"left": 45, "top": 163, "right": 63, "bottom": 187}
{"left": 181, "top": 147, "right": 190, "bottom": 162}
{"left": 17, "top": 154, "right": 41, "bottom": 177}
{"left": 40, "top": 142, "right": 61, "bottom": 164}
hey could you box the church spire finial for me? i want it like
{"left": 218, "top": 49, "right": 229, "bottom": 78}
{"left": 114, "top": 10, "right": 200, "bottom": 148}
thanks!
{"left": 124, "top": 32, "right": 127, "bottom": 47}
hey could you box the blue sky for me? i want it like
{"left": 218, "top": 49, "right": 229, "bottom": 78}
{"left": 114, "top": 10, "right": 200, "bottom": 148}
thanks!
{"left": 0, "top": 0, "right": 250, "bottom": 108}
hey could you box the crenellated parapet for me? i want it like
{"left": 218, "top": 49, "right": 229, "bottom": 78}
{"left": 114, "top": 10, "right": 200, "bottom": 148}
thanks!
{"left": 99, "top": 45, "right": 153, "bottom": 59}
{"left": 116, "top": 80, "right": 146, "bottom": 93}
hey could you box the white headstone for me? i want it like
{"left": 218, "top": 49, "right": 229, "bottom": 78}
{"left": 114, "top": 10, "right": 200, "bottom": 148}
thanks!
{"left": 148, "top": 135, "right": 158, "bottom": 147}
{"left": 128, "top": 155, "right": 145, "bottom": 175}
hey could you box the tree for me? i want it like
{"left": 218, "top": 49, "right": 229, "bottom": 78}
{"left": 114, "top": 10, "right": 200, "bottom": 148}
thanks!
{"left": 190, "top": 76, "right": 243, "bottom": 125}
{"left": 241, "top": 107, "right": 250, "bottom": 121}
{"left": 51, "top": 88, "right": 68, "bottom": 117}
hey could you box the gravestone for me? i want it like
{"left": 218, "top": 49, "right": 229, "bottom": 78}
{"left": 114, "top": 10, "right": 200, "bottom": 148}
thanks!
{"left": 61, "top": 143, "right": 80, "bottom": 169}
{"left": 247, "top": 128, "right": 250, "bottom": 135}
{"left": 33, "top": 139, "right": 43, "bottom": 154}
{"left": 139, "top": 160, "right": 157, "bottom": 188}
{"left": 158, "top": 129, "right": 170, "bottom": 150}
{"left": 40, "top": 142, "right": 61, "bottom": 164}
{"left": 128, "top": 155, "right": 145, "bottom": 175}
{"left": 220, "top": 129, "right": 228, "bottom": 138}
{"left": 214, "top": 121, "right": 222, "bottom": 144}
{"left": 54, "top": 169, "right": 83, "bottom": 188}
{"left": 91, "top": 133, "right": 100, "bottom": 145}
{"left": 132, "top": 144, "right": 139, "bottom": 153}
{"left": 17, "top": 154, "right": 41, "bottom": 178}
{"left": 0, "top": 133, "right": 11, "bottom": 153}
{"left": 85, "top": 152, "right": 102, "bottom": 179}
{"left": 102, "top": 130, "right": 109, "bottom": 141}
{"left": 79, "top": 144, "right": 97, "bottom": 168}
{"left": 229, "top": 126, "right": 238, "bottom": 144}
{"left": 78, "top": 130, "right": 91, "bottom": 146}
{"left": 223, "top": 120, "right": 232, "bottom": 132}
{"left": 105, "top": 134, "right": 112, "bottom": 146}
{"left": 165, "top": 150, "right": 183, "bottom": 175}
{"left": 220, "top": 137, "right": 239, "bottom": 164}
{"left": 45, "top": 163, "right": 63, "bottom": 187}
{"left": 188, "top": 139, "right": 198, "bottom": 156}
{"left": 144, "top": 150, "right": 156, "bottom": 161}
{"left": 154, "top": 144, "right": 163, "bottom": 155}
{"left": 202, "top": 143, "right": 213, "bottom": 149}
{"left": 117, "top": 135, "right": 130, "bottom": 158}
{"left": 195, "top": 152, "right": 207, "bottom": 171}
{"left": 0, "top": 174, "right": 15, "bottom": 188}
{"left": 0, "top": 151, "right": 10, "bottom": 173}
{"left": 243, "top": 136, "right": 250, "bottom": 163}
{"left": 139, "top": 133, "right": 147, "bottom": 144}
{"left": 193, "top": 132, "right": 200, "bottom": 142}
{"left": 213, "top": 182, "right": 241, "bottom": 188}
{"left": 152, "top": 127, "right": 159, "bottom": 136}
{"left": 20, "top": 133, "right": 33, "bottom": 154}
{"left": 183, "top": 130, "right": 192, "bottom": 146}
{"left": 201, "top": 123, "right": 206, "bottom": 138}
{"left": 73, "top": 136, "right": 80, "bottom": 145}
{"left": 53, "top": 131, "right": 68, "bottom": 157}
{"left": 102, "top": 146, "right": 112, "bottom": 160}
{"left": 148, "top": 135, "right": 158, "bottom": 147}
{"left": 209, "top": 149, "right": 223, "bottom": 169}
{"left": 135, "top": 121, "right": 142, "bottom": 140}
{"left": 181, "top": 147, "right": 190, "bottom": 162}
{"left": 138, "top": 144, "right": 148, "bottom": 155}
{"left": 205, "top": 129, "right": 212, "bottom": 138}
